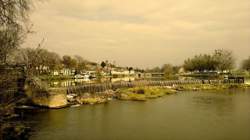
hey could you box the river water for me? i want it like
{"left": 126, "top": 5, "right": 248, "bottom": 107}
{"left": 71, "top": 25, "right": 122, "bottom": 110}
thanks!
{"left": 27, "top": 89, "right": 250, "bottom": 140}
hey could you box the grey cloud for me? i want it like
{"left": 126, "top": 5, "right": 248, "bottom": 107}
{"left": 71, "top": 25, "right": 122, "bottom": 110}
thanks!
{"left": 24, "top": 0, "right": 250, "bottom": 68}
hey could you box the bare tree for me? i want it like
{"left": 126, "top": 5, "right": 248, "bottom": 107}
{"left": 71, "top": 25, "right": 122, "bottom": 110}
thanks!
{"left": 11, "top": 45, "right": 63, "bottom": 76}
{"left": 74, "top": 55, "right": 86, "bottom": 73}
{"left": 213, "top": 49, "right": 235, "bottom": 72}
{"left": 62, "top": 55, "right": 77, "bottom": 69}
{"left": 0, "top": 0, "right": 33, "bottom": 64}
{"left": 161, "top": 64, "right": 174, "bottom": 76}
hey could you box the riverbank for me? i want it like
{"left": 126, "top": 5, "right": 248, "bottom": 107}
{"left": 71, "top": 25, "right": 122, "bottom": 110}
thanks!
{"left": 23, "top": 77, "right": 250, "bottom": 107}
{"left": 67, "top": 83, "right": 250, "bottom": 104}
{"left": 1, "top": 83, "right": 249, "bottom": 140}
{"left": 66, "top": 87, "right": 178, "bottom": 105}
{"left": 174, "top": 83, "right": 250, "bottom": 91}
{"left": 24, "top": 88, "right": 250, "bottom": 140}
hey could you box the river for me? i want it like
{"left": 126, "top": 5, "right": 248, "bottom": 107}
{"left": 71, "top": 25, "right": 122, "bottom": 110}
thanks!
{"left": 26, "top": 88, "right": 250, "bottom": 140}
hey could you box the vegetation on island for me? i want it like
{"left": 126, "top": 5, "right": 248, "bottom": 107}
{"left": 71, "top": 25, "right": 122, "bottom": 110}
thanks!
{"left": 174, "top": 84, "right": 250, "bottom": 91}
{"left": 116, "top": 87, "right": 177, "bottom": 101}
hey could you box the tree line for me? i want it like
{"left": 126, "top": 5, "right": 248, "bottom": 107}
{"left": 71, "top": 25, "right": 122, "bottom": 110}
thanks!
{"left": 0, "top": 0, "right": 34, "bottom": 64}
{"left": 1, "top": 1, "right": 250, "bottom": 77}
{"left": 148, "top": 49, "right": 250, "bottom": 77}
{"left": 242, "top": 57, "right": 250, "bottom": 72}
{"left": 7, "top": 47, "right": 97, "bottom": 76}
{"left": 183, "top": 49, "right": 235, "bottom": 72}
{"left": 146, "top": 64, "right": 180, "bottom": 78}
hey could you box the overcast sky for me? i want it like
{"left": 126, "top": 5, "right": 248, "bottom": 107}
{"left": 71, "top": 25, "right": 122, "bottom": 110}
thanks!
{"left": 24, "top": 0, "right": 250, "bottom": 68}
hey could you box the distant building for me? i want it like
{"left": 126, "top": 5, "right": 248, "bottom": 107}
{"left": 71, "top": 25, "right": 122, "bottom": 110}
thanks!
{"left": 111, "top": 70, "right": 135, "bottom": 76}
{"left": 60, "top": 68, "right": 75, "bottom": 76}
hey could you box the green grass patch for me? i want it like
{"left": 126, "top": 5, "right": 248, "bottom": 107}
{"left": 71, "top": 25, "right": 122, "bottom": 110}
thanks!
{"left": 116, "top": 87, "right": 177, "bottom": 101}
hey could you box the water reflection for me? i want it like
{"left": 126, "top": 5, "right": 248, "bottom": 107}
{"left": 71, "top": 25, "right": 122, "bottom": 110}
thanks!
{"left": 192, "top": 92, "right": 234, "bottom": 116}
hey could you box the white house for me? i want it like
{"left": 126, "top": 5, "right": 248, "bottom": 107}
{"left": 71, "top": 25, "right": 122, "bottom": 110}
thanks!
{"left": 111, "top": 70, "right": 135, "bottom": 75}
{"left": 60, "top": 68, "right": 75, "bottom": 76}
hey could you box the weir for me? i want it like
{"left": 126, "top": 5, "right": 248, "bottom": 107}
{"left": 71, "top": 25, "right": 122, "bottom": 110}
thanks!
{"left": 67, "top": 79, "right": 245, "bottom": 95}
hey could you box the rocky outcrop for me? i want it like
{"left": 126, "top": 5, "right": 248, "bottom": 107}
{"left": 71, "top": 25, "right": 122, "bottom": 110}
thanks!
{"left": 25, "top": 78, "right": 68, "bottom": 108}
{"left": 30, "top": 89, "right": 68, "bottom": 108}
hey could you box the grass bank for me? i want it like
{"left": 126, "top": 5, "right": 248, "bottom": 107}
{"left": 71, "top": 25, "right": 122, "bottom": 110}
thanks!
{"left": 115, "top": 84, "right": 250, "bottom": 101}
{"left": 174, "top": 84, "right": 250, "bottom": 91}
{"left": 116, "top": 87, "right": 177, "bottom": 101}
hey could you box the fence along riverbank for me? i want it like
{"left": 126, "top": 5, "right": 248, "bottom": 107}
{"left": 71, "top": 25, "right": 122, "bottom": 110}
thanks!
{"left": 67, "top": 78, "right": 245, "bottom": 95}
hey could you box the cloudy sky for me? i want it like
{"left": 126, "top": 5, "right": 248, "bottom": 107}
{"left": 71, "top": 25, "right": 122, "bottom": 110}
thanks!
{"left": 24, "top": 0, "right": 250, "bottom": 68}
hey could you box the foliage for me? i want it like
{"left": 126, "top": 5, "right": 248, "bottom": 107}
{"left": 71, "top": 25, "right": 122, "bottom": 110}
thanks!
{"left": 213, "top": 49, "right": 235, "bottom": 71}
{"left": 183, "top": 49, "right": 235, "bottom": 72}
{"left": 74, "top": 55, "right": 86, "bottom": 73}
{"left": 9, "top": 47, "right": 98, "bottom": 76}
{"left": 161, "top": 64, "right": 175, "bottom": 77}
{"left": 62, "top": 55, "right": 77, "bottom": 69}
{"left": 10, "top": 47, "right": 62, "bottom": 75}
{"left": 146, "top": 64, "right": 179, "bottom": 79}
{"left": 184, "top": 54, "right": 217, "bottom": 72}
{"left": 0, "top": 0, "right": 34, "bottom": 63}
{"left": 242, "top": 56, "right": 250, "bottom": 71}
{"left": 0, "top": 25, "right": 23, "bottom": 63}
{"left": 101, "top": 61, "right": 106, "bottom": 68}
